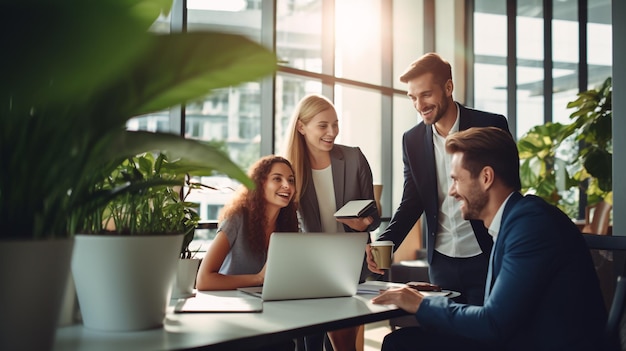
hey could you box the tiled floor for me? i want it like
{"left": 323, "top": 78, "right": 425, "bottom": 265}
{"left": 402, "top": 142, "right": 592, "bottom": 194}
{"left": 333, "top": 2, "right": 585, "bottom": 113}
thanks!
{"left": 363, "top": 320, "right": 392, "bottom": 351}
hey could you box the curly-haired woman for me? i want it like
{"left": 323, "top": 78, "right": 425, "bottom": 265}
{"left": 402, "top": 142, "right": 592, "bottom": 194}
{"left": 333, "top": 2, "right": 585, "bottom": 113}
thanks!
{"left": 196, "top": 155, "right": 298, "bottom": 291}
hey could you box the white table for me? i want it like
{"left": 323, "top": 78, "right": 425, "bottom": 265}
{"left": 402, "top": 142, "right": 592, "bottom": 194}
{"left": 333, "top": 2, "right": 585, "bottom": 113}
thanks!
{"left": 54, "top": 291, "right": 407, "bottom": 351}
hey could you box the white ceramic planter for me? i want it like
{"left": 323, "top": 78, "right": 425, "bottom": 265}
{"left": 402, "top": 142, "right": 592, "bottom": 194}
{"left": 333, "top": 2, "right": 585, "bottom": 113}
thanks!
{"left": 57, "top": 273, "right": 78, "bottom": 326}
{"left": 171, "top": 258, "right": 201, "bottom": 299}
{"left": 72, "top": 234, "right": 183, "bottom": 331}
{"left": 0, "top": 238, "right": 74, "bottom": 351}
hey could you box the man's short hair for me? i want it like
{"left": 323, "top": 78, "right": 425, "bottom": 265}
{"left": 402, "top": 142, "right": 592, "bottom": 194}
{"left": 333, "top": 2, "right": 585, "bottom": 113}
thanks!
{"left": 445, "top": 127, "right": 521, "bottom": 191}
{"left": 399, "top": 52, "right": 452, "bottom": 86}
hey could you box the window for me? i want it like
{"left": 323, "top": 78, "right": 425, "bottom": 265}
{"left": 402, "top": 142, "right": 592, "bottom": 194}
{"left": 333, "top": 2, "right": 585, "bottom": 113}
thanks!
{"left": 472, "top": 0, "right": 612, "bottom": 217}
{"left": 132, "top": 1, "right": 614, "bottom": 227}
{"left": 473, "top": 0, "right": 612, "bottom": 139}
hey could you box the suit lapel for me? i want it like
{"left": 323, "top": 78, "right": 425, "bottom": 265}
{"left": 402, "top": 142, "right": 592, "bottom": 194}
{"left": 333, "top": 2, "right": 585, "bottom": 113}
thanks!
{"left": 330, "top": 147, "right": 345, "bottom": 208}
{"left": 423, "top": 126, "right": 437, "bottom": 207}
{"left": 302, "top": 171, "right": 322, "bottom": 231}
{"left": 485, "top": 192, "right": 524, "bottom": 300}
{"left": 458, "top": 104, "right": 473, "bottom": 131}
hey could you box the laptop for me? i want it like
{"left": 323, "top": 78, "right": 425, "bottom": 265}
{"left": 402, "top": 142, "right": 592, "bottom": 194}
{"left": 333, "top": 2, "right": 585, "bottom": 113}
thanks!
{"left": 238, "top": 232, "right": 369, "bottom": 301}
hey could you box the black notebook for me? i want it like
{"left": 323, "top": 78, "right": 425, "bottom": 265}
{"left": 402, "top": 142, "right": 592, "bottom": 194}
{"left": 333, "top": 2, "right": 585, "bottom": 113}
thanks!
{"left": 334, "top": 200, "right": 376, "bottom": 219}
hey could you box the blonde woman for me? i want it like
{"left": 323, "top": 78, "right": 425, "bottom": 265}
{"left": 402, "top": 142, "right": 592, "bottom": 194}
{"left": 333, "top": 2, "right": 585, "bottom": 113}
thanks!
{"left": 284, "top": 94, "right": 381, "bottom": 351}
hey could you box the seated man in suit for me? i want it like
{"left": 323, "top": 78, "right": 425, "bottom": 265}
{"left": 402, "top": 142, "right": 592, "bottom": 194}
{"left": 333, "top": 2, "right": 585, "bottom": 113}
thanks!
{"left": 372, "top": 127, "right": 607, "bottom": 350}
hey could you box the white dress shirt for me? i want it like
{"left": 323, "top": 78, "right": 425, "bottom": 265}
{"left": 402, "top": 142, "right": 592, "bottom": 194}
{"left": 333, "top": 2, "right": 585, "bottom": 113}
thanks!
{"left": 432, "top": 103, "right": 481, "bottom": 258}
{"left": 312, "top": 166, "right": 344, "bottom": 233}
{"left": 487, "top": 192, "right": 515, "bottom": 243}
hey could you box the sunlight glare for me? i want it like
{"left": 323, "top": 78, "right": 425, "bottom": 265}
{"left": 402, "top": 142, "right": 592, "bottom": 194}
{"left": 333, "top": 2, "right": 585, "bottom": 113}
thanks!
{"left": 335, "top": 0, "right": 379, "bottom": 59}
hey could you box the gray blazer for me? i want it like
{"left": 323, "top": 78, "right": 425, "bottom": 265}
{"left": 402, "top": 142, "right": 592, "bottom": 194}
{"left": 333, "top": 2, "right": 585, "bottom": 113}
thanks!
{"left": 298, "top": 144, "right": 381, "bottom": 234}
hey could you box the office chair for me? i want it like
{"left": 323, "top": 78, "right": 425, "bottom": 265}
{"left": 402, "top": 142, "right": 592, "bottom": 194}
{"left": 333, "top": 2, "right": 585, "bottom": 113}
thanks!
{"left": 605, "top": 276, "right": 626, "bottom": 351}
{"left": 582, "top": 233, "right": 626, "bottom": 351}
{"left": 582, "top": 201, "right": 613, "bottom": 235}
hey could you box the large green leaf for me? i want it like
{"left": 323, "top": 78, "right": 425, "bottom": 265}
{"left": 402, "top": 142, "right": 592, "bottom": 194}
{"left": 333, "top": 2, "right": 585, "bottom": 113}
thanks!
{"left": 124, "top": 0, "right": 175, "bottom": 28}
{"left": 1, "top": 2, "right": 152, "bottom": 105}
{"left": 1, "top": 1, "right": 273, "bottom": 239}
{"left": 102, "top": 131, "right": 253, "bottom": 189}
{"left": 110, "top": 32, "right": 278, "bottom": 116}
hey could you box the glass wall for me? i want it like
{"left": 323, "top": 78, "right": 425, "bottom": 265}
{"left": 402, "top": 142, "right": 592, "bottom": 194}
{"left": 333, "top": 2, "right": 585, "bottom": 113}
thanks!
{"left": 276, "top": 0, "right": 323, "bottom": 73}
{"left": 472, "top": 0, "right": 612, "bottom": 218}
{"left": 334, "top": 0, "right": 382, "bottom": 86}
{"left": 125, "top": 1, "right": 613, "bottom": 227}
{"left": 334, "top": 85, "right": 382, "bottom": 183}
{"left": 587, "top": 1, "right": 613, "bottom": 90}
{"left": 126, "top": 0, "right": 426, "bottom": 224}
{"left": 472, "top": 6, "right": 508, "bottom": 119}
{"left": 552, "top": 0, "right": 579, "bottom": 125}
{"left": 516, "top": 3, "right": 545, "bottom": 135}
{"left": 473, "top": 0, "right": 612, "bottom": 139}
{"left": 273, "top": 74, "right": 323, "bottom": 154}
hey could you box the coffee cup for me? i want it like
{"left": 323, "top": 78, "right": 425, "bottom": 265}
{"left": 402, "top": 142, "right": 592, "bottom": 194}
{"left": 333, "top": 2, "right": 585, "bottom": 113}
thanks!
{"left": 370, "top": 241, "right": 394, "bottom": 269}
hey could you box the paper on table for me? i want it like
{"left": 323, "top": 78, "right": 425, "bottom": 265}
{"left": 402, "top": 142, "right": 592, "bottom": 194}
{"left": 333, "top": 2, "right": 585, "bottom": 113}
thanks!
{"left": 357, "top": 281, "right": 406, "bottom": 294}
{"left": 174, "top": 295, "right": 263, "bottom": 313}
{"left": 357, "top": 281, "right": 452, "bottom": 297}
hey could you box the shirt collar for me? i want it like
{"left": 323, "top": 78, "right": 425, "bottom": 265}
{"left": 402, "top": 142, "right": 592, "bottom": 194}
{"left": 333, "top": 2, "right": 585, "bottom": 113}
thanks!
{"left": 487, "top": 192, "right": 515, "bottom": 240}
{"left": 431, "top": 102, "right": 460, "bottom": 137}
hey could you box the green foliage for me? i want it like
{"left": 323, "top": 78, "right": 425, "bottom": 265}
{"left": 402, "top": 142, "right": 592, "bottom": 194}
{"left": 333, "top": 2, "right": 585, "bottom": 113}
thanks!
{"left": 517, "top": 77, "right": 613, "bottom": 215}
{"left": 565, "top": 77, "right": 613, "bottom": 195}
{"left": 84, "top": 153, "right": 194, "bottom": 234}
{"left": 518, "top": 123, "right": 576, "bottom": 207}
{"left": 1, "top": 0, "right": 276, "bottom": 239}
{"left": 77, "top": 151, "right": 216, "bottom": 256}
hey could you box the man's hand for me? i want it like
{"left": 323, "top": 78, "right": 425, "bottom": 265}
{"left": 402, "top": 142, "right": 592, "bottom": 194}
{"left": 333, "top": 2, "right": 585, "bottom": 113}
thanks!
{"left": 371, "top": 287, "right": 424, "bottom": 314}
{"left": 365, "top": 244, "right": 385, "bottom": 275}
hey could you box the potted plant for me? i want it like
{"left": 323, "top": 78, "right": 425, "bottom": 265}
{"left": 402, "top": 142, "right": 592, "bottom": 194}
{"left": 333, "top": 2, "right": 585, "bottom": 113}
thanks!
{"left": 172, "top": 231, "right": 203, "bottom": 299}
{"left": 171, "top": 175, "right": 207, "bottom": 299}
{"left": 72, "top": 152, "right": 218, "bottom": 331}
{"left": 1, "top": 0, "right": 275, "bottom": 348}
{"left": 517, "top": 77, "right": 613, "bottom": 218}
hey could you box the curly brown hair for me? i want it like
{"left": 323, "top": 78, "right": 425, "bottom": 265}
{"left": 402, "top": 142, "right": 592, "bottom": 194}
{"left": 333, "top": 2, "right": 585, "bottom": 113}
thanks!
{"left": 219, "top": 155, "right": 299, "bottom": 258}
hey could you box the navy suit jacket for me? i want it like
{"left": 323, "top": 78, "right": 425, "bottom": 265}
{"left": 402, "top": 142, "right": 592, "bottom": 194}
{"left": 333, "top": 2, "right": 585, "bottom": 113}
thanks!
{"left": 379, "top": 104, "right": 509, "bottom": 263}
{"left": 416, "top": 193, "right": 607, "bottom": 350}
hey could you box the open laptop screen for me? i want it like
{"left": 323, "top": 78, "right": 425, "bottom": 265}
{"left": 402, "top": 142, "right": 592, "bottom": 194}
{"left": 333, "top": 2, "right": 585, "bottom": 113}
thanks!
{"left": 238, "top": 232, "right": 369, "bottom": 301}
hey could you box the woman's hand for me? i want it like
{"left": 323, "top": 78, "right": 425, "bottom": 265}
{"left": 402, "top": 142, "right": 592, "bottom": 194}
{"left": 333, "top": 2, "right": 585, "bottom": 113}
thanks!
{"left": 256, "top": 263, "right": 267, "bottom": 286}
{"left": 336, "top": 216, "right": 373, "bottom": 231}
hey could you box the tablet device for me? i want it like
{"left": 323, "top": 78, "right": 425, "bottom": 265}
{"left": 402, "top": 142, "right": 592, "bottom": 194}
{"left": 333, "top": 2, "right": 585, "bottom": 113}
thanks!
{"left": 333, "top": 200, "right": 376, "bottom": 219}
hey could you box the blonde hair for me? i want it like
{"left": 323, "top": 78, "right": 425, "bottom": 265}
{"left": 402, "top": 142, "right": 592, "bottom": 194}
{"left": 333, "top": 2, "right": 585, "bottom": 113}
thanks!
{"left": 282, "top": 94, "right": 335, "bottom": 203}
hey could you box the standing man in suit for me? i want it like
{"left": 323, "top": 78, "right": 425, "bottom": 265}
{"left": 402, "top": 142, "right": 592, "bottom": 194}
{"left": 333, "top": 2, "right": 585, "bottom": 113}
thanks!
{"left": 371, "top": 127, "right": 606, "bottom": 350}
{"left": 366, "top": 53, "right": 509, "bottom": 305}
